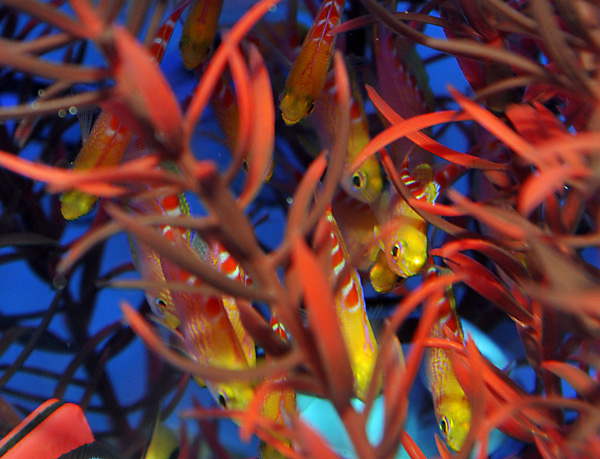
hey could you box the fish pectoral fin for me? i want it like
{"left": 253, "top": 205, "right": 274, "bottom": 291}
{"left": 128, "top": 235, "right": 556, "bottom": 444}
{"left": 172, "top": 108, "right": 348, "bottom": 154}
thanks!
{"left": 369, "top": 251, "right": 400, "bottom": 293}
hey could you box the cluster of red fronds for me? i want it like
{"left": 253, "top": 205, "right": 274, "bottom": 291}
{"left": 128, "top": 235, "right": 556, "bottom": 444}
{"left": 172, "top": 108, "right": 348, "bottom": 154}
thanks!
{"left": 0, "top": 0, "right": 600, "bottom": 458}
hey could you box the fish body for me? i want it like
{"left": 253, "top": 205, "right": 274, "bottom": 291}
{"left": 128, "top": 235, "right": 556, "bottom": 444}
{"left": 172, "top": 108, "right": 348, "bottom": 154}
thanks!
{"left": 207, "top": 239, "right": 256, "bottom": 365}
{"left": 331, "top": 191, "right": 381, "bottom": 272}
{"left": 425, "top": 267, "right": 471, "bottom": 451}
{"left": 311, "top": 68, "right": 383, "bottom": 203}
{"left": 128, "top": 197, "right": 256, "bottom": 412}
{"left": 211, "top": 75, "right": 274, "bottom": 180}
{"left": 60, "top": 4, "right": 185, "bottom": 220}
{"left": 315, "top": 205, "right": 379, "bottom": 401}
{"left": 128, "top": 188, "right": 191, "bottom": 330}
{"left": 60, "top": 112, "right": 133, "bottom": 220}
{"left": 279, "top": 0, "right": 345, "bottom": 125}
{"left": 180, "top": 0, "right": 224, "bottom": 69}
{"left": 374, "top": 23, "right": 433, "bottom": 120}
{"left": 0, "top": 398, "right": 182, "bottom": 458}
{"left": 160, "top": 244, "right": 256, "bottom": 411}
{"left": 124, "top": 165, "right": 257, "bottom": 409}
{"left": 142, "top": 414, "right": 180, "bottom": 459}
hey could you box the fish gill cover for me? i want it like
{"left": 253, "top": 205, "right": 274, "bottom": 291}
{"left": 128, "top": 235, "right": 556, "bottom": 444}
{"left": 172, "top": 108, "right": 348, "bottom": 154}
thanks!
{"left": 0, "top": 0, "right": 598, "bottom": 458}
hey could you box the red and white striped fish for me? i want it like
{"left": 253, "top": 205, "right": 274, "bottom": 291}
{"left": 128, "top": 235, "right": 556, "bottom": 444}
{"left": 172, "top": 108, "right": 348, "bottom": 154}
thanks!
{"left": 314, "top": 205, "right": 379, "bottom": 401}
{"left": 124, "top": 172, "right": 257, "bottom": 411}
{"left": 127, "top": 176, "right": 192, "bottom": 329}
{"left": 159, "top": 234, "right": 257, "bottom": 411}
{"left": 279, "top": 0, "right": 346, "bottom": 125}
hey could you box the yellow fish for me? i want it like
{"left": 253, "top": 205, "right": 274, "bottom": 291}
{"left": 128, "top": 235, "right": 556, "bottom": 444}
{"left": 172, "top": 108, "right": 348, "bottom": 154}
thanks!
{"left": 370, "top": 159, "right": 439, "bottom": 292}
{"left": 314, "top": 205, "right": 379, "bottom": 400}
{"left": 425, "top": 266, "right": 471, "bottom": 451}
{"left": 311, "top": 68, "right": 383, "bottom": 204}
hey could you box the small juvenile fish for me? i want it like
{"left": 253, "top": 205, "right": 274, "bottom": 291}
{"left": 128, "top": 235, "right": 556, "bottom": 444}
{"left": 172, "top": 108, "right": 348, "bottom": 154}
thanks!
{"left": 311, "top": 68, "right": 383, "bottom": 203}
{"left": 425, "top": 266, "right": 471, "bottom": 451}
{"left": 179, "top": 0, "right": 224, "bottom": 69}
{"left": 279, "top": 0, "right": 346, "bottom": 125}
{"left": 211, "top": 75, "right": 274, "bottom": 180}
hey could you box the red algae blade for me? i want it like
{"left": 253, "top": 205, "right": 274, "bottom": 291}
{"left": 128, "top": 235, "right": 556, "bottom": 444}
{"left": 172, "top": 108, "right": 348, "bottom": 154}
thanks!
{"left": 107, "top": 26, "right": 183, "bottom": 159}
{"left": 237, "top": 44, "right": 275, "bottom": 208}
{"left": 364, "top": 85, "right": 507, "bottom": 171}
{"left": 291, "top": 236, "right": 354, "bottom": 409}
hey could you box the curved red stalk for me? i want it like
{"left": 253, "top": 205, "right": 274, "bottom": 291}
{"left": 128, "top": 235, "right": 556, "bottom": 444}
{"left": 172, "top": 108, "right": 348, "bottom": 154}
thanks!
{"left": 364, "top": 85, "right": 508, "bottom": 171}
{"left": 222, "top": 39, "right": 253, "bottom": 178}
{"left": 121, "top": 302, "right": 302, "bottom": 382}
{"left": 237, "top": 44, "right": 275, "bottom": 208}
{"left": 291, "top": 235, "right": 354, "bottom": 408}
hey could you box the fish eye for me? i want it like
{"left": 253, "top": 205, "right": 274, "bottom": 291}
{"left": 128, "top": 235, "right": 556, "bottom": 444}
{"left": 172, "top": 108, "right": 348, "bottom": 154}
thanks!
{"left": 242, "top": 160, "right": 249, "bottom": 172}
{"left": 391, "top": 243, "right": 400, "bottom": 258}
{"left": 218, "top": 393, "right": 227, "bottom": 408}
{"left": 306, "top": 101, "right": 316, "bottom": 115}
{"left": 152, "top": 297, "right": 167, "bottom": 317}
{"left": 440, "top": 416, "right": 450, "bottom": 437}
{"left": 352, "top": 172, "right": 365, "bottom": 190}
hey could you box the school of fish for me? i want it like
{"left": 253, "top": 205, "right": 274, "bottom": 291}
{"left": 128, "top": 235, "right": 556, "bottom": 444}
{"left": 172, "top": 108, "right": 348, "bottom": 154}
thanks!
{"left": 46, "top": 0, "right": 478, "bottom": 456}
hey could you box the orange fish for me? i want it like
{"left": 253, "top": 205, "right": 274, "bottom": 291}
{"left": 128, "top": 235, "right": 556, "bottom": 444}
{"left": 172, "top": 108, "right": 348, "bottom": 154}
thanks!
{"left": 179, "top": 0, "right": 224, "bottom": 69}
{"left": 61, "top": 3, "right": 187, "bottom": 220}
{"left": 160, "top": 244, "right": 256, "bottom": 411}
{"left": 258, "top": 317, "right": 297, "bottom": 459}
{"left": 279, "top": 0, "right": 346, "bottom": 125}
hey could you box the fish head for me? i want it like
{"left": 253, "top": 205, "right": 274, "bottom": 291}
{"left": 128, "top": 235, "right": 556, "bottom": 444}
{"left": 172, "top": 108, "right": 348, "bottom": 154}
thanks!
{"left": 388, "top": 221, "right": 428, "bottom": 277}
{"left": 212, "top": 381, "right": 256, "bottom": 412}
{"left": 345, "top": 158, "right": 383, "bottom": 204}
{"left": 437, "top": 395, "right": 472, "bottom": 451}
{"left": 279, "top": 90, "right": 315, "bottom": 125}
{"left": 179, "top": 36, "right": 210, "bottom": 69}
{"left": 147, "top": 293, "right": 180, "bottom": 330}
